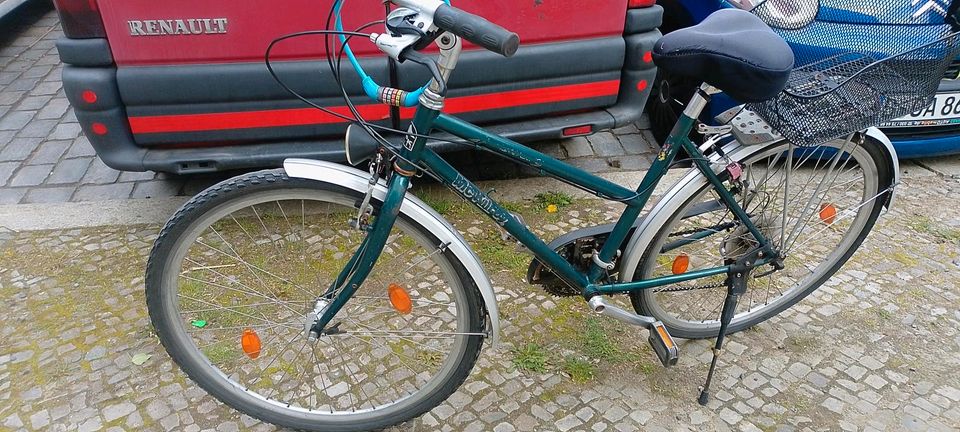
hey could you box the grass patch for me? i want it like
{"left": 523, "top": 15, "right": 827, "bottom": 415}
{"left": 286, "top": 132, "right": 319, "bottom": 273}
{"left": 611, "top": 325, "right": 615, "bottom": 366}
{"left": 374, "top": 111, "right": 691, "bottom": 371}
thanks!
{"left": 582, "top": 317, "right": 625, "bottom": 362}
{"left": 500, "top": 200, "right": 525, "bottom": 213}
{"left": 909, "top": 216, "right": 960, "bottom": 243}
{"left": 512, "top": 343, "right": 549, "bottom": 373}
{"left": 635, "top": 360, "right": 657, "bottom": 376}
{"left": 419, "top": 193, "right": 460, "bottom": 216}
{"left": 562, "top": 357, "right": 596, "bottom": 383}
{"left": 534, "top": 191, "right": 574, "bottom": 210}
{"left": 784, "top": 333, "right": 818, "bottom": 352}
{"left": 471, "top": 233, "right": 529, "bottom": 277}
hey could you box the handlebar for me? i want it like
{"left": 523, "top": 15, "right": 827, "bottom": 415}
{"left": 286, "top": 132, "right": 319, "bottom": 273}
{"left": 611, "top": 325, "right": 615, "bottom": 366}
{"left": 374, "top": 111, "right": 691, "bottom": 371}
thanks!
{"left": 432, "top": 4, "right": 519, "bottom": 57}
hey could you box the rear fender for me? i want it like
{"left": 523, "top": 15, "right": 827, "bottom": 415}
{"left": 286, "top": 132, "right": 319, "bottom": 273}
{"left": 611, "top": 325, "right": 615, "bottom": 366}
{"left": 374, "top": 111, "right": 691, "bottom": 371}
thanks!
{"left": 863, "top": 127, "right": 899, "bottom": 210}
{"left": 283, "top": 158, "right": 501, "bottom": 348}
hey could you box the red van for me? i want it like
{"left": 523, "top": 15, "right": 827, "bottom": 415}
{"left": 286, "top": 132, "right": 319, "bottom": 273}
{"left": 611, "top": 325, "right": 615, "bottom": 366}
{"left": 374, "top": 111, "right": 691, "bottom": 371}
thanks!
{"left": 53, "top": 0, "right": 662, "bottom": 174}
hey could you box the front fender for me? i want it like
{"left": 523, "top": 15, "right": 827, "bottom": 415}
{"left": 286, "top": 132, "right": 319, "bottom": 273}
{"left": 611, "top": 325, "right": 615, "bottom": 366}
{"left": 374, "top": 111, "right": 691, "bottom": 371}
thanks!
{"left": 283, "top": 158, "right": 501, "bottom": 348}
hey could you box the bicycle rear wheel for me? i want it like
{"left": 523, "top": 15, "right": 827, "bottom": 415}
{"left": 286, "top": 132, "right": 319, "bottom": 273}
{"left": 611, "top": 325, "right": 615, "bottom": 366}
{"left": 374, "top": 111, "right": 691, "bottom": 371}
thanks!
{"left": 630, "top": 135, "right": 892, "bottom": 339}
{"left": 146, "top": 169, "right": 485, "bottom": 431}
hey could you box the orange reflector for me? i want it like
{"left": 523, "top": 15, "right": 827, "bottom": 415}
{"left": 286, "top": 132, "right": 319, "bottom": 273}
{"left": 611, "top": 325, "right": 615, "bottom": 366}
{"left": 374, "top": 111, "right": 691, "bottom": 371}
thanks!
{"left": 672, "top": 254, "right": 690, "bottom": 275}
{"left": 388, "top": 283, "right": 413, "bottom": 314}
{"left": 819, "top": 203, "right": 837, "bottom": 225}
{"left": 655, "top": 324, "right": 675, "bottom": 350}
{"left": 241, "top": 328, "right": 261, "bottom": 359}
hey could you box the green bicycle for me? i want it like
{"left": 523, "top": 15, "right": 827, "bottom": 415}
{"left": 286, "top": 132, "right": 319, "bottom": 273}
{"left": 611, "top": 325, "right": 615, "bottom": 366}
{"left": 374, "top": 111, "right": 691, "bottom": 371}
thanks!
{"left": 145, "top": 0, "right": 959, "bottom": 430}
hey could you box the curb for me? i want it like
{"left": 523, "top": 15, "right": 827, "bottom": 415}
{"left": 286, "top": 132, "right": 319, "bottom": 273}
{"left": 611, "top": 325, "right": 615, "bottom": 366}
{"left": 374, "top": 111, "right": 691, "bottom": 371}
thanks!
{"left": 0, "top": 159, "right": 944, "bottom": 232}
{"left": 0, "top": 170, "right": 660, "bottom": 231}
{"left": 0, "top": 196, "right": 187, "bottom": 231}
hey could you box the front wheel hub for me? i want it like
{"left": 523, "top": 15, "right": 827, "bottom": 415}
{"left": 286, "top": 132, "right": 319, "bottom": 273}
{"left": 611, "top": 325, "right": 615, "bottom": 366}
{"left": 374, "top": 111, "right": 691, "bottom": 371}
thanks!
{"left": 305, "top": 298, "right": 330, "bottom": 341}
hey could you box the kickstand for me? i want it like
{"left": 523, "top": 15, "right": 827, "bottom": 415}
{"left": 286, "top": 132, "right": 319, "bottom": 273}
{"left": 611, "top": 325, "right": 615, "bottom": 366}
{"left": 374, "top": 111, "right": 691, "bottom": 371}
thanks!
{"left": 698, "top": 269, "right": 747, "bottom": 405}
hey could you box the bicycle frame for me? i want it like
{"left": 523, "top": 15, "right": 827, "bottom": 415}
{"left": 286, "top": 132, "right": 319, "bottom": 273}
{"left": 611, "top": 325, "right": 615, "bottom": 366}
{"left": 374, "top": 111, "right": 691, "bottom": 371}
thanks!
{"left": 310, "top": 84, "right": 779, "bottom": 334}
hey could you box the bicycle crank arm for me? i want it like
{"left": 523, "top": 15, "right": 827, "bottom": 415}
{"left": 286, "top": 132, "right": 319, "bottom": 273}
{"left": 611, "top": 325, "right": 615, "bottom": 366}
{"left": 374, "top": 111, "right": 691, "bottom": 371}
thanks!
{"left": 587, "top": 297, "right": 678, "bottom": 367}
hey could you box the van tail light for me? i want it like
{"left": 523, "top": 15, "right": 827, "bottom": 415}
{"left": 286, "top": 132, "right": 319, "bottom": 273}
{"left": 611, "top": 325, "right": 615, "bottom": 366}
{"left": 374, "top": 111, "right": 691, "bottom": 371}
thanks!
{"left": 53, "top": 0, "right": 107, "bottom": 38}
{"left": 628, "top": 0, "right": 656, "bottom": 8}
{"left": 562, "top": 125, "right": 593, "bottom": 136}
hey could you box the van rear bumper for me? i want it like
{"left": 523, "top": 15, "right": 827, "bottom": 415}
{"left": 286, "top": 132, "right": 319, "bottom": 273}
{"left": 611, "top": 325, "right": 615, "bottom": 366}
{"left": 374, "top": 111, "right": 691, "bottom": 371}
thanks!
{"left": 59, "top": 6, "right": 662, "bottom": 173}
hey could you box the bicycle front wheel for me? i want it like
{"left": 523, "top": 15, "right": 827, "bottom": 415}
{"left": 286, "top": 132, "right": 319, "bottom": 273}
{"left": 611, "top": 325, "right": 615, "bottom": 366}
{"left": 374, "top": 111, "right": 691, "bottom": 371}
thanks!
{"left": 145, "top": 170, "right": 485, "bottom": 431}
{"left": 630, "top": 135, "right": 892, "bottom": 339}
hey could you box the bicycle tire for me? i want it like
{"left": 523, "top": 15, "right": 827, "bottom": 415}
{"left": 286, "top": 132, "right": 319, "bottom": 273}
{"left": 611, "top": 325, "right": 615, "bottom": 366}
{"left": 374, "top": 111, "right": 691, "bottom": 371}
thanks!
{"left": 145, "top": 169, "right": 485, "bottom": 431}
{"left": 629, "top": 136, "right": 892, "bottom": 339}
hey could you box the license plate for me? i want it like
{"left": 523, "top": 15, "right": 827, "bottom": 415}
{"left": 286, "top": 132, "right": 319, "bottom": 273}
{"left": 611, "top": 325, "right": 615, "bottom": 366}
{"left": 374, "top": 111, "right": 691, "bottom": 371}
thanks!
{"left": 881, "top": 92, "right": 960, "bottom": 128}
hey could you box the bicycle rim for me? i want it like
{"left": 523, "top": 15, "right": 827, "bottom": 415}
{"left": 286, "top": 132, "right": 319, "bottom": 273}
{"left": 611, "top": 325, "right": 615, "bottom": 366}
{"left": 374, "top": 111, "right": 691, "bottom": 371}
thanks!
{"left": 633, "top": 137, "right": 884, "bottom": 337}
{"left": 149, "top": 182, "right": 482, "bottom": 426}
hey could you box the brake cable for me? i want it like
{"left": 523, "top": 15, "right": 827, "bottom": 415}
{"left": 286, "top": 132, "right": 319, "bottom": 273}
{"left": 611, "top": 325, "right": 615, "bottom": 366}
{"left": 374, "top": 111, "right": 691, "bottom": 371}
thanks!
{"left": 333, "top": 0, "right": 450, "bottom": 107}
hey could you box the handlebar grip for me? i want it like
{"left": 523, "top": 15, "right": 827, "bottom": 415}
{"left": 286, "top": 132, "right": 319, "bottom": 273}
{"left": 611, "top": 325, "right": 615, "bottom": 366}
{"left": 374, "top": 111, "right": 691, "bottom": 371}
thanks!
{"left": 433, "top": 4, "right": 519, "bottom": 57}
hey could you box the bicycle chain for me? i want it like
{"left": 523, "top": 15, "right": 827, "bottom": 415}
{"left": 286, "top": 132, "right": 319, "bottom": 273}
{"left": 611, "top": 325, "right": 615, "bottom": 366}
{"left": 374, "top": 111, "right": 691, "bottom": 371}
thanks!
{"left": 653, "top": 281, "right": 727, "bottom": 293}
{"left": 667, "top": 221, "right": 739, "bottom": 238}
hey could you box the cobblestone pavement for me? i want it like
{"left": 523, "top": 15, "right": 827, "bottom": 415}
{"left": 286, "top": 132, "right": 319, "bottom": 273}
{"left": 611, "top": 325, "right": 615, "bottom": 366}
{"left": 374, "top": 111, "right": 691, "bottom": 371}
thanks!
{"left": 0, "top": 5, "right": 657, "bottom": 206}
{"left": 1, "top": 165, "right": 959, "bottom": 431}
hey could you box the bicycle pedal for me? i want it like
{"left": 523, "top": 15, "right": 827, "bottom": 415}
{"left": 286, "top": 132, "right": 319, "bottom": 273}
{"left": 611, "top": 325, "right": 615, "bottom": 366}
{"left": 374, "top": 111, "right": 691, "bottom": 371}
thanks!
{"left": 648, "top": 321, "right": 678, "bottom": 367}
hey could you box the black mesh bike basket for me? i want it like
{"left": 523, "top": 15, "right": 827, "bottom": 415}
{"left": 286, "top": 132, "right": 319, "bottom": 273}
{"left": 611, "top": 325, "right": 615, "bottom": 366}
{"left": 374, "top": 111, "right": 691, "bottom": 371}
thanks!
{"left": 745, "top": 0, "right": 960, "bottom": 146}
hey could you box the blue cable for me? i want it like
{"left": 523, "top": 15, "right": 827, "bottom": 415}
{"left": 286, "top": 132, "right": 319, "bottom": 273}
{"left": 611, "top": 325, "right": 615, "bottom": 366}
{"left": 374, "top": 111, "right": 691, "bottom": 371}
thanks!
{"left": 334, "top": 0, "right": 450, "bottom": 107}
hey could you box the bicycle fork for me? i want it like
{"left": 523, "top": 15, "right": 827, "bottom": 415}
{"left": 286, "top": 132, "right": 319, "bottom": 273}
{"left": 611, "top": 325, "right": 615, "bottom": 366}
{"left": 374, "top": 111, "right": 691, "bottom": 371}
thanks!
{"left": 307, "top": 172, "right": 411, "bottom": 338}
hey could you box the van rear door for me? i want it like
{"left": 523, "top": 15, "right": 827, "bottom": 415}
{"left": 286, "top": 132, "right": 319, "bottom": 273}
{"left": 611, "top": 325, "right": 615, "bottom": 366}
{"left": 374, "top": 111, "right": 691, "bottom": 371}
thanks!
{"left": 96, "top": 0, "right": 631, "bottom": 147}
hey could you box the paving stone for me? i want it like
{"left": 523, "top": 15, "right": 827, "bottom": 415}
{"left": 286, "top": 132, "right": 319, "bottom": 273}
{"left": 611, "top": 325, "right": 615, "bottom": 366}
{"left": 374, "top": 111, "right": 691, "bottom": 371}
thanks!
{"left": 2, "top": 414, "right": 23, "bottom": 429}
{"left": 719, "top": 407, "right": 743, "bottom": 424}
{"left": 29, "top": 80, "right": 61, "bottom": 96}
{"left": 0, "top": 137, "right": 41, "bottom": 161}
{"left": 0, "top": 162, "right": 17, "bottom": 186}
{"left": 80, "top": 157, "right": 121, "bottom": 184}
{"left": 561, "top": 137, "right": 593, "bottom": 158}
{"left": 118, "top": 170, "right": 157, "bottom": 182}
{"left": 15, "top": 118, "right": 57, "bottom": 138}
{"left": 77, "top": 416, "right": 102, "bottom": 432}
{"left": 65, "top": 135, "right": 96, "bottom": 158}
{"left": 0, "top": 91, "right": 25, "bottom": 106}
{"left": 788, "top": 362, "right": 812, "bottom": 379}
{"left": 47, "top": 122, "right": 81, "bottom": 140}
{"left": 9, "top": 164, "right": 52, "bottom": 187}
{"left": 27, "top": 139, "right": 69, "bottom": 165}
{"left": 37, "top": 97, "right": 70, "bottom": 120}
{"left": 47, "top": 157, "right": 92, "bottom": 184}
{"left": 0, "top": 130, "right": 14, "bottom": 147}
{"left": 29, "top": 410, "right": 50, "bottom": 429}
{"left": 17, "top": 95, "right": 52, "bottom": 111}
{"left": 588, "top": 132, "right": 625, "bottom": 156}
{"left": 0, "top": 188, "right": 26, "bottom": 204}
{"left": 569, "top": 157, "right": 613, "bottom": 173}
{"left": 73, "top": 182, "right": 134, "bottom": 201}
{"left": 0, "top": 110, "right": 34, "bottom": 130}
{"left": 556, "top": 414, "right": 582, "bottom": 431}
{"left": 608, "top": 155, "right": 651, "bottom": 171}
{"left": 845, "top": 365, "right": 867, "bottom": 381}
{"left": 143, "top": 399, "right": 171, "bottom": 421}
{"left": 22, "top": 186, "right": 75, "bottom": 204}
{"left": 807, "top": 372, "right": 830, "bottom": 389}
{"left": 103, "top": 402, "right": 136, "bottom": 422}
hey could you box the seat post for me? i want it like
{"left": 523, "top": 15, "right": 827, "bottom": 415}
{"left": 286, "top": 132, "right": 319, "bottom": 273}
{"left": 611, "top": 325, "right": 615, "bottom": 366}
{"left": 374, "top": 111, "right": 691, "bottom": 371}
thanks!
{"left": 681, "top": 83, "right": 722, "bottom": 120}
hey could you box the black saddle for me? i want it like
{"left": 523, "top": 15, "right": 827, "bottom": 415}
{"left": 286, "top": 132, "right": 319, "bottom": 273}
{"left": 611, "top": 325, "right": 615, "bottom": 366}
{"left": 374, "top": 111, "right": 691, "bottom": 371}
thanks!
{"left": 652, "top": 9, "right": 794, "bottom": 103}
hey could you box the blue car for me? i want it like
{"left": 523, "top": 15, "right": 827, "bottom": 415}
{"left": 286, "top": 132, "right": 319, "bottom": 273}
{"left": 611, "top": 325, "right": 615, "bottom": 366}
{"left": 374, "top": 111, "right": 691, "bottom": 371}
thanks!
{"left": 649, "top": 0, "right": 960, "bottom": 158}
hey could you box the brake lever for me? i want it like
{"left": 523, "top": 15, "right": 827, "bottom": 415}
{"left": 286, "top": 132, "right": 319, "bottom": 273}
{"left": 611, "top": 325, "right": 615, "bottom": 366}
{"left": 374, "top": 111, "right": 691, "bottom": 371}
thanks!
{"left": 400, "top": 50, "right": 448, "bottom": 95}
